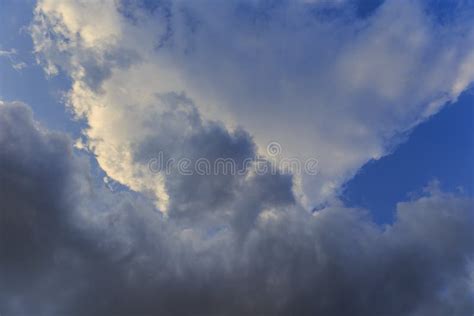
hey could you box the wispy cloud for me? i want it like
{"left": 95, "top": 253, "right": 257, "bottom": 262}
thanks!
{"left": 0, "top": 48, "right": 27, "bottom": 71}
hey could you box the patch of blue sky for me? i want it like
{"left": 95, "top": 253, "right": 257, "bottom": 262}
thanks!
{"left": 342, "top": 90, "right": 474, "bottom": 225}
{"left": 0, "top": 0, "right": 81, "bottom": 136}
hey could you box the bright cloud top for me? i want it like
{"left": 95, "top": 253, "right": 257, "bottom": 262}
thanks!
{"left": 31, "top": 0, "right": 474, "bottom": 210}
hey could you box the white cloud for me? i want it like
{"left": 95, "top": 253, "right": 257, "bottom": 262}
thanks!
{"left": 31, "top": 0, "right": 474, "bottom": 211}
{"left": 0, "top": 49, "right": 16, "bottom": 57}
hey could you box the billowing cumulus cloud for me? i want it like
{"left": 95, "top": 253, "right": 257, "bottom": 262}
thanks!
{"left": 1, "top": 101, "right": 473, "bottom": 315}
{"left": 31, "top": 0, "right": 474, "bottom": 209}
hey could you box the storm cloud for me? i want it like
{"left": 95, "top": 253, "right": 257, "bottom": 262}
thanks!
{"left": 1, "top": 101, "right": 473, "bottom": 315}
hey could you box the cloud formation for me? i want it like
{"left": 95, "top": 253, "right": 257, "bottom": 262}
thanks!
{"left": 31, "top": 0, "right": 474, "bottom": 209}
{"left": 1, "top": 100, "right": 473, "bottom": 315}
{"left": 1, "top": 0, "right": 472, "bottom": 314}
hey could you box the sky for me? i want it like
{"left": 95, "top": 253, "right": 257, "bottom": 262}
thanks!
{"left": 0, "top": 0, "right": 473, "bottom": 315}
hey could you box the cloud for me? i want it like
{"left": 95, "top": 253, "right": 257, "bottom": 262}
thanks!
{"left": 31, "top": 0, "right": 474, "bottom": 211}
{"left": 13, "top": 1, "right": 474, "bottom": 314}
{"left": 0, "top": 49, "right": 27, "bottom": 71}
{"left": 0, "top": 100, "right": 473, "bottom": 315}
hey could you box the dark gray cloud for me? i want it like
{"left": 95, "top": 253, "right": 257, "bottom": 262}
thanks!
{"left": 0, "top": 101, "right": 473, "bottom": 315}
{"left": 132, "top": 92, "right": 294, "bottom": 230}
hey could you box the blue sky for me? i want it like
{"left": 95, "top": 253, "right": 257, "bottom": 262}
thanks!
{"left": 0, "top": 1, "right": 473, "bottom": 315}
{"left": 0, "top": 0, "right": 79, "bottom": 134}
{"left": 343, "top": 90, "right": 474, "bottom": 224}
